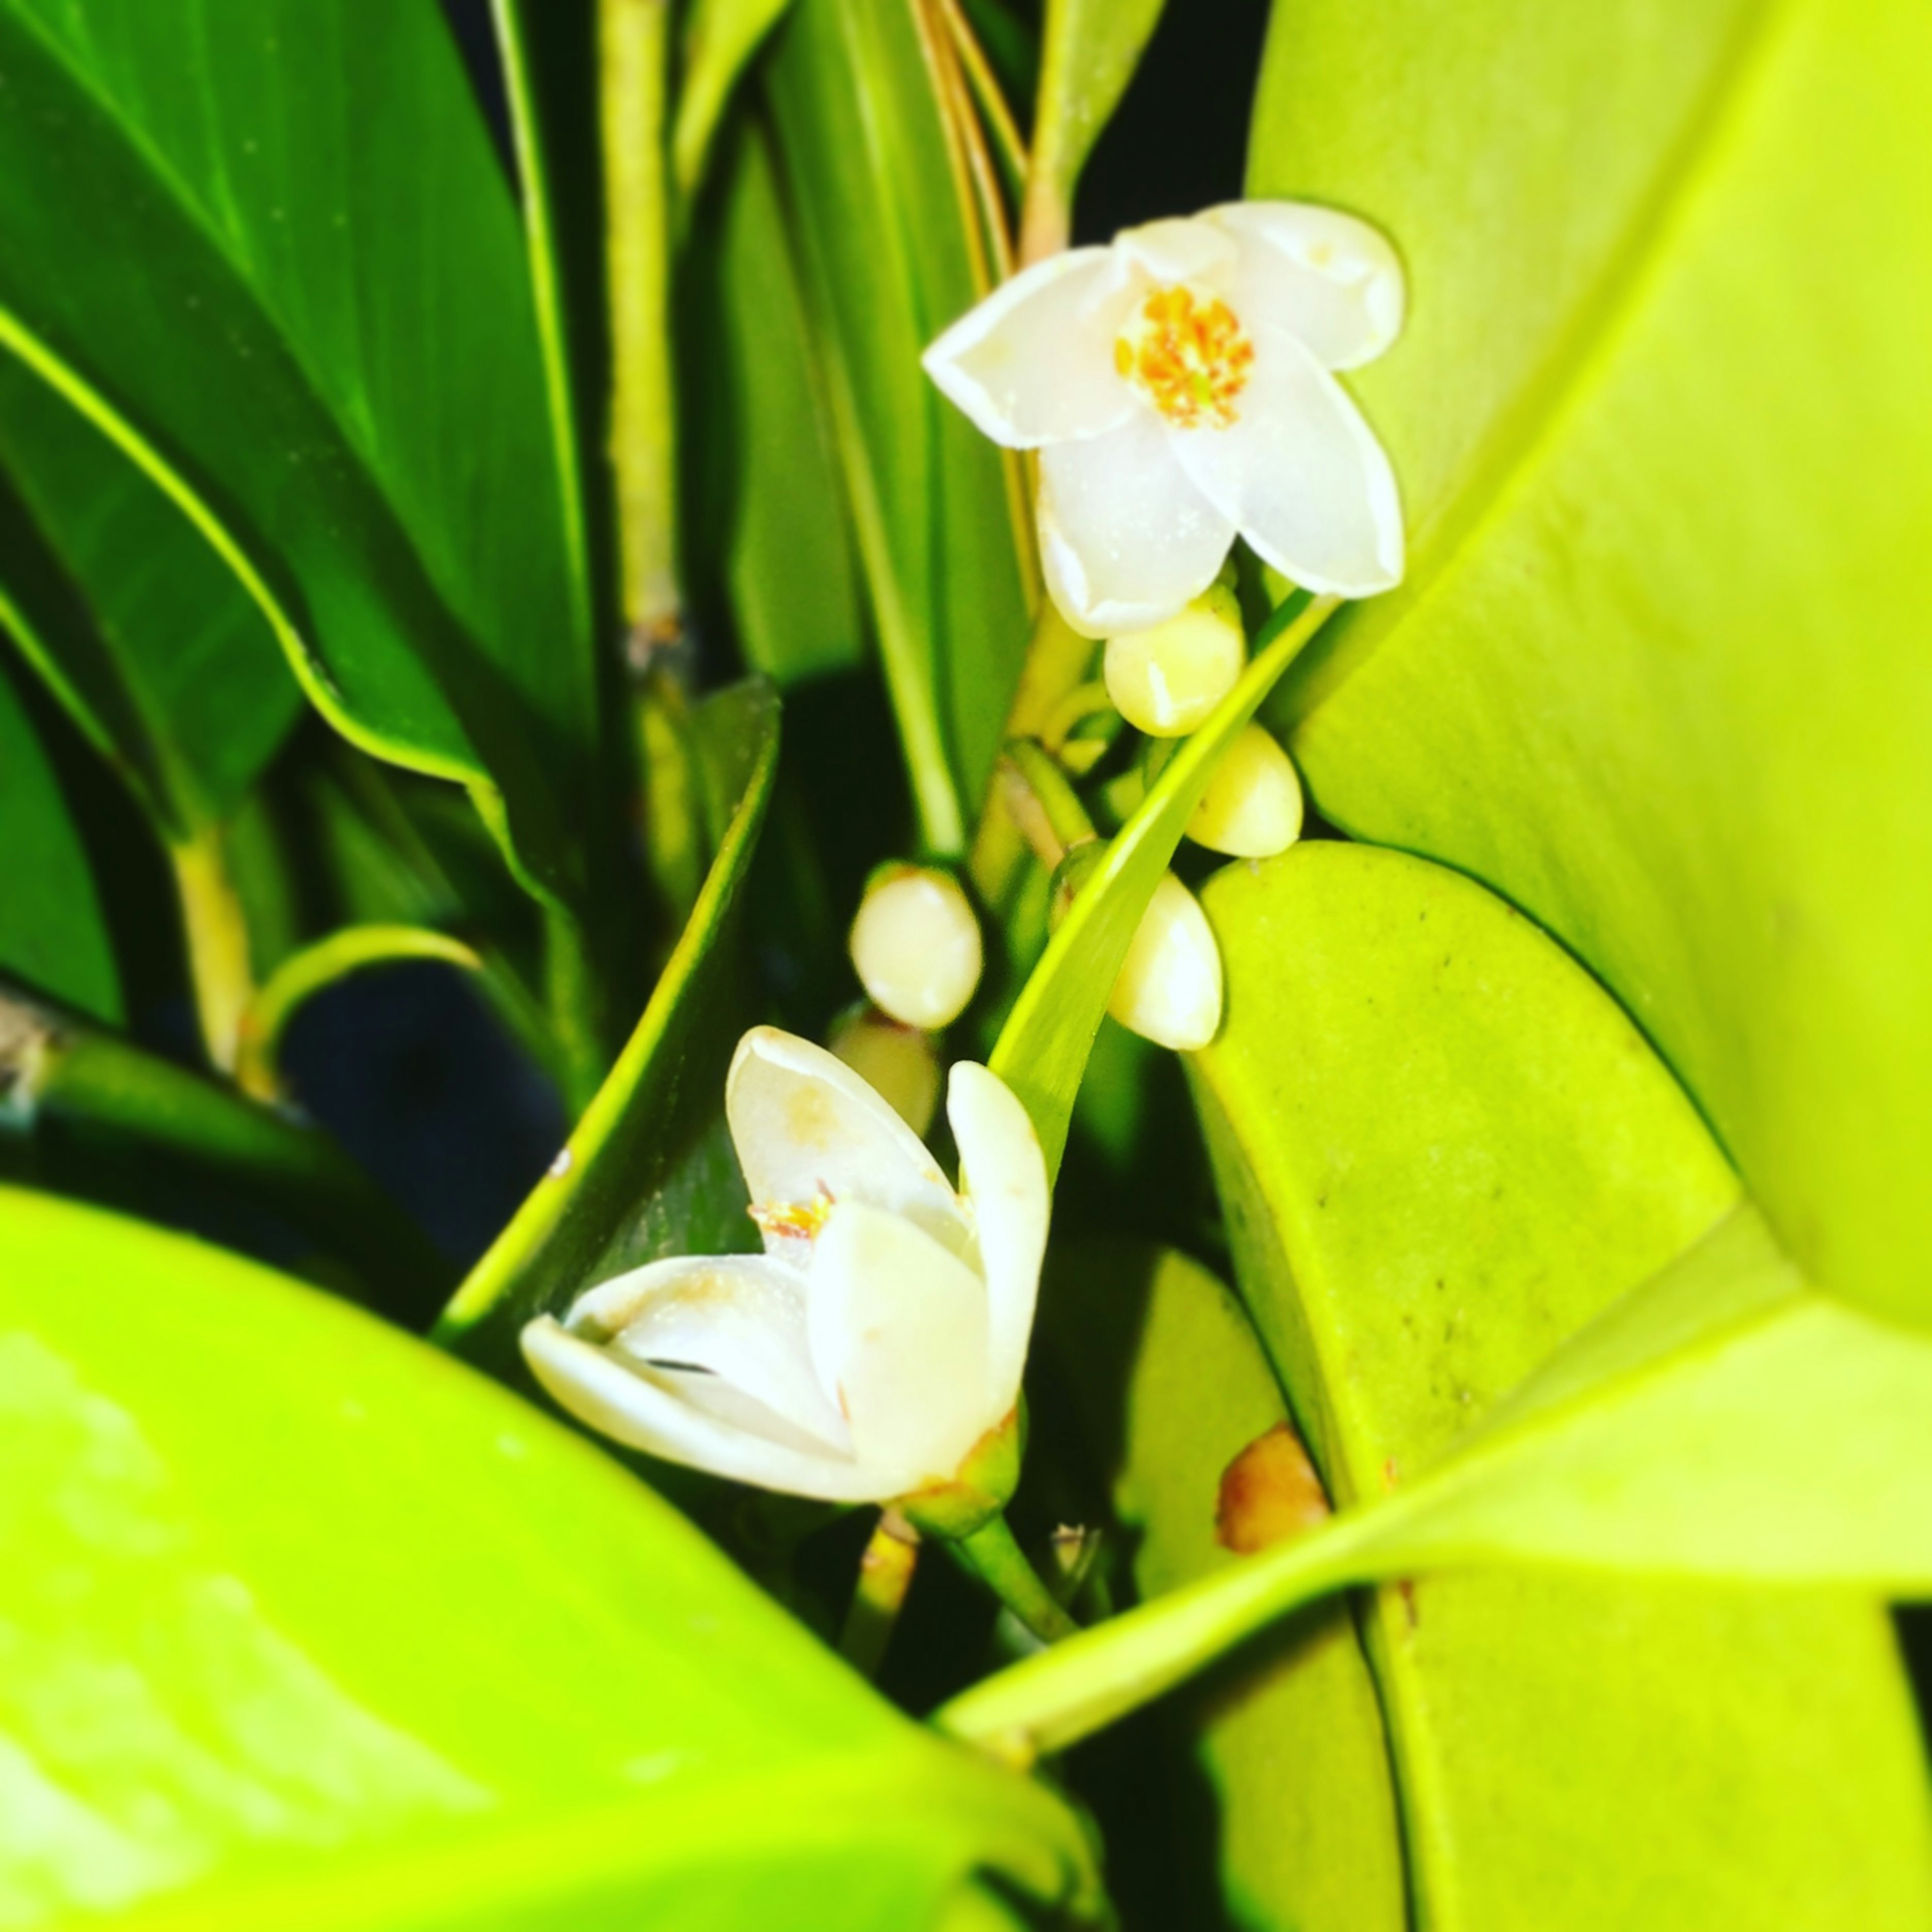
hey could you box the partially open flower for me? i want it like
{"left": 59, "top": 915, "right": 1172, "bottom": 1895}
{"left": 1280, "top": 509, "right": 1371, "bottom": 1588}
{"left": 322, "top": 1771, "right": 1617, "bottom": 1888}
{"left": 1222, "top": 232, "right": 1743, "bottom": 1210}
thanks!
{"left": 924, "top": 202, "right": 1404, "bottom": 636}
{"left": 522, "top": 1028, "right": 1048, "bottom": 1520}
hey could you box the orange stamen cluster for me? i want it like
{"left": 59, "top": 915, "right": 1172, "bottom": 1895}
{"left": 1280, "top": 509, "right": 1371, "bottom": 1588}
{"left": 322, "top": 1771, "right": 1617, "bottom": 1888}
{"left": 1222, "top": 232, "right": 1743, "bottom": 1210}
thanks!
{"left": 1114, "top": 284, "right": 1255, "bottom": 430}
{"left": 748, "top": 1188, "right": 835, "bottom": 1243}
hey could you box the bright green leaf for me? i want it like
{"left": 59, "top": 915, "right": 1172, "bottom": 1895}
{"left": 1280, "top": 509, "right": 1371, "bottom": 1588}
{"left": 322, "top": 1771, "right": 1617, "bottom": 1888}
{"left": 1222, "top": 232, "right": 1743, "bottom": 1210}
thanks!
{"left": 0, "top": 1184, "right": 1099, "bottom": 1928}
{"left": 0, "top": 657, "right": 118, "bottom": 1022}
{"left": 1251, "top": 0, "right": 1932, "bottom": 1327}
{"left": 673, "top": 0, "right": 798, "bottom": 197}
{"left": 0, "top": 0, "right": 594, "bottom": 901}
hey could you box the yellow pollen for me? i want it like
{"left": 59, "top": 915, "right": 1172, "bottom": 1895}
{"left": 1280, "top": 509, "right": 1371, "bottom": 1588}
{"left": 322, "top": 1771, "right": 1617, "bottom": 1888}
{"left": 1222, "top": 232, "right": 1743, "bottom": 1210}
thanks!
{"left": 748, "top": 1187, "right": 835, "bottom": 1242}
{"left": 1116, "top": 284, "right": 1255, "bottom": 430}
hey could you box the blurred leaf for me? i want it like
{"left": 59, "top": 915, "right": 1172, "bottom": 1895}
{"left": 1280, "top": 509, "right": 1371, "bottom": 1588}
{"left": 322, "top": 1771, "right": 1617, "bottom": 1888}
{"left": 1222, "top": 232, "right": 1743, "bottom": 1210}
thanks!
{"left": 765, "top": 0, "right": 1031, "bottom": 852}
{"left": 951, "top": 846, "right": 1932, "bottom": 1926}
{"left": 683, "top": 121, "right": 865, "bottom": 687}
{"left": 0, "top": 975, "right": 447, "bottom": 1317}
{"left": 673, "top": 0, "right": 798, "bottom": 197}
{"left": 1042, "top": 1241, "right": 1405, "bottom": 1932}
{"left": 0, "top": 1184, "right": 1100, "bottom": 1928}
{"left": 0, "top": 654, "right": 119, "bottom": 1022}
{"left": 989, "top": 590, "right": 1330, "bottom": 1177}
{"left": 1251, "top": 0, "right": 1932, "bottom": 1325}
{"left": 0, "top": 358, "right": 296, "bottom": 840}
{"left": 1019, "top": 0, "right": 1167, "bottom": 260}
{"left": 0, "top": 0, "right": 594, "bottom": 901}
{"left": 435, "top": 681, "right": 779, "bottom": 1362}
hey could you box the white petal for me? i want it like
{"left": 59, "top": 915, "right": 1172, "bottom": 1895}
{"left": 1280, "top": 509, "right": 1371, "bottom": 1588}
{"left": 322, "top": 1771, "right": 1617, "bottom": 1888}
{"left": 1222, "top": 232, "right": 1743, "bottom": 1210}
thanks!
{"left": 922, "top": 249, "right": 1139, "bottom": 449}
{"left": 1203, "top": 202, "right": 1405, "bottom": 371}
{"left": 726, "top": 1027, "right": 970, "bottom": 1260}
{"left": 520, "top": 1317, "right": 888, "bottom": 1502}
{"left": 1168, "top": 325, "right": 1403, "bottom": 598}
{"left": 1038, "top": 411, "right": 1237, "bottom": 638}
{"left": 568, "top": 1254, "right": 850, "bottom": 1456}
{"left": 808, "top": 1202, "right": 992, "bottom": 1494}
{"left": 1115, "top": 215, "right": 1238, "bottom": 285}
{"left": 946, "top": 1063, "right": 1049, "bottom": 1416}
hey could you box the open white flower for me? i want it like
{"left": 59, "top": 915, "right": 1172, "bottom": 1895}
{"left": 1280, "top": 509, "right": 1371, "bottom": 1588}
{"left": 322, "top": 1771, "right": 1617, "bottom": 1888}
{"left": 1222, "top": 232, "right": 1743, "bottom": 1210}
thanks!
{"left": 923, "top": 203, "right": 1405, "bottom": 636}
{"left": 522, "top": 1026, "right": 1049, "bottom": 1518}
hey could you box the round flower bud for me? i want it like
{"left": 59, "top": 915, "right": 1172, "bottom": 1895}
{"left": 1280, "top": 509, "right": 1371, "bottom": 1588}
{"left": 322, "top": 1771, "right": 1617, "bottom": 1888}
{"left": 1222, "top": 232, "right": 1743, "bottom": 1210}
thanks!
{"left": 1103, "top": 583, "right": 1246, "bottom": 738}
{"left": 827, "top": 1005, "right": 941, "bottom": 1137}
{"left": 1187, "top": 724, "right": 1304, "bottom": 858}
{"left": 1107, "top": 872, "right": 1223, "bottom": 1052}
{"left": 849, "top": 865, "right": 983, "bottom": 1030}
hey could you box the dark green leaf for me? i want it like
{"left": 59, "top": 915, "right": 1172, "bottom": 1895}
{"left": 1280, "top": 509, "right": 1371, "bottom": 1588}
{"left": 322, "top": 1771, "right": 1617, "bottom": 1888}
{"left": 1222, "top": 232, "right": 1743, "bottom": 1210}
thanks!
{"left": 0, "top": 354, "right": 296, "bottom": 839}
{"left": 0, "top": 1183, "right": 1100, "bottom": 1927}
{"left": 0, "top": 0, "right": 593, "bottom": 898}
{"left": 435, "top": 681, "right": 779, "bottom": 1360}
{"left": 765, "top": 0, "right": 1031, "bottom": 852}
{"left": 0, "top": 654, "right": 119, "bottom": 1021}
{"left": 1251, "top": 0, "right": 1932, "bottom": 1325}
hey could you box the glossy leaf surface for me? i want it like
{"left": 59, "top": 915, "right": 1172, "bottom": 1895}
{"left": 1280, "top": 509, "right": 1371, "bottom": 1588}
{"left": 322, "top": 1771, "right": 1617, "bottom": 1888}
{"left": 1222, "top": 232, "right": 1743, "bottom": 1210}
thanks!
{"left": 1186, "top": 841, "right": 1932, "bottom": 1925}
{"left": 765, "top": 0, "right": 1030, "bottom": 851}
{"left": 0, "top": 659, "right": 118, "bottom": 1021}
{"left": 435, "top": 682, "right": 779, "bottom": 1362}
{"left": 1252, "top": 0, "right": 1932, "bottom": 1325}
{"left": 0, "top": 359, "right": 295, "bottom": 839}
{"left": 0, "top": 0, "right": 591, "bottom": 893}
{"left": 0, "top": 1185, "right": 1097, "bottom": 1928}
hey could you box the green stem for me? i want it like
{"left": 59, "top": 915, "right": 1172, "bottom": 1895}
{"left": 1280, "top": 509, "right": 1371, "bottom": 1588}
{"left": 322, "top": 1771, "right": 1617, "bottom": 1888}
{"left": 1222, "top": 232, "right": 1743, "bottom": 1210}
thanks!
{"left": 168, "top": 823, "right": 254, "bottom": 1075}
{"left": 936, "top": 1506, "right": 1389, "bottom": 1765}
{"left": 601, "top": 0, "right": 679, "bottom": 643}
{"left": 953, "top": 1514, "right": 1079, "bottom": 1647}
{"left": 839, "top": 1508, "right": 921, "bottom": 1678}
{"left": 235, "top": 926, "right": 484, "bottom": 1102}
{"left": 1000, "top": 738, "right": 1097, "bottom": 868}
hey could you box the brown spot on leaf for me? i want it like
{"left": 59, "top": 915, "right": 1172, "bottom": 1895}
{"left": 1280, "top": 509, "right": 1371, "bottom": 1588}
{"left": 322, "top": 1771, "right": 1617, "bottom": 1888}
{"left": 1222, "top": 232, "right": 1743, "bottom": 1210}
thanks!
{"left": 1216, "top": 1422, "right": 1331, "bottom": 1555}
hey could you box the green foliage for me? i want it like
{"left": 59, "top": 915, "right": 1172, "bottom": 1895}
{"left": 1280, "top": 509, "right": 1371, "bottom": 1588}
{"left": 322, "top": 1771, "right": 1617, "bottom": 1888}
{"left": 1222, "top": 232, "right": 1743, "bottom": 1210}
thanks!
{"left": 0, "top": 659, "right": 119, "bottom": 1021}
{"left": 0, "top": 0, "right": 592, "bottom": 898}
{"left": 0, "top": 1185, "right": 1098, "bottom": 1928}
{"left": 1251, "top": 0, "right": 1932, "bottom": 1328}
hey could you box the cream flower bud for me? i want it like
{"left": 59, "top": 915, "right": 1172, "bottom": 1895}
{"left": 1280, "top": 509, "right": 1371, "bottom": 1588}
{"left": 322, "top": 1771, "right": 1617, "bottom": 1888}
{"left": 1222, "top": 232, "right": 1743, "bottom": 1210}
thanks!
{"left": 829, "top": 1006, "right": 941, "bottom": 1137}
{"left": 1103, "top": 583, "right": 1246, "bottom": 738}
{"left": 1187, "top": 723, "right": 1304, "bottom": 857}
{"left": 1108, "top": 872, "right": 1223, "bottom": 1051}
{"left": 849, "top": 865, "right": 983, "bottom": 1030}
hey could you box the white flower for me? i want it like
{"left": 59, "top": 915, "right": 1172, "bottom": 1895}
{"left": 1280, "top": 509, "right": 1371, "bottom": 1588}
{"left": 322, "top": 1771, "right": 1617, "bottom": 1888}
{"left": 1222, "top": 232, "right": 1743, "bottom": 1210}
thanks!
{"left": 521, "top": 1026, "right": 1049, "bottom": 1514}
{"left": 923, "top": 203, "right": 1406, "bottom": 637}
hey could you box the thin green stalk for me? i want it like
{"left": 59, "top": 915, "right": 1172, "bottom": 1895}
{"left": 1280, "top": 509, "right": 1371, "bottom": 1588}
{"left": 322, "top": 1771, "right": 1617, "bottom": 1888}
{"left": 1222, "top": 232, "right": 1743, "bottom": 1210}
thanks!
{"left": 953, "top": 1514, "right": 1079, "bottom": 1646}
{"left": 236, "top": 926, "right": 484, "bottom": 1102}
{"left": 840, "top": 1509, "right": 921, "bottom": 1677}
{"left": 168, "top": 822, "right": 254, "bottom": 1075}
{"left": 601, "top": 0, "right": 679, "bottom": 642}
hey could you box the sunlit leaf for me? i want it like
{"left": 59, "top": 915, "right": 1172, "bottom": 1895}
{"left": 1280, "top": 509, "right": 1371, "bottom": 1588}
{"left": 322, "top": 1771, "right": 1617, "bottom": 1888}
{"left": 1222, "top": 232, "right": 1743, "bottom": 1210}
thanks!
{"left": 1252, "top": 0, "right": 1932, "bottom": 1326}
{"left": 0, "top": 1184, "right": 1100, "bottom": 1928}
